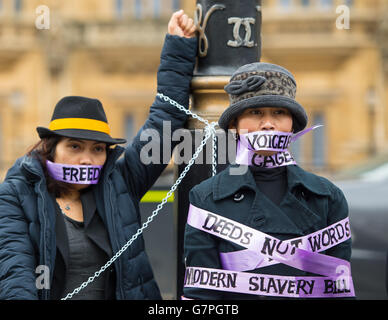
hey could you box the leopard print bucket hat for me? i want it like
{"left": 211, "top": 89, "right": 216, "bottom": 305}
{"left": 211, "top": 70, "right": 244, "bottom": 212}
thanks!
{"left": 218, "top": 62, "right": 308, "bottom": 133}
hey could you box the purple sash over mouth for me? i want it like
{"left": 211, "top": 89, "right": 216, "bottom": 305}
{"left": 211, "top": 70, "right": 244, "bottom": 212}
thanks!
{"left": 235, "top": 125, "right": 323, "bottom": 168}
{"left": 239, "top": 130, "right": 293, "bottom": 152}
{"left": 46, "top": 160, "right": 103, "bottom": 184}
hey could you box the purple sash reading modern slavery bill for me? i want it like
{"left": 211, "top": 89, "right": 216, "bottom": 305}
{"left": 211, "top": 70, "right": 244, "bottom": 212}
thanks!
{"left": 184, "top": 205, "right": 355, "bottom": 298}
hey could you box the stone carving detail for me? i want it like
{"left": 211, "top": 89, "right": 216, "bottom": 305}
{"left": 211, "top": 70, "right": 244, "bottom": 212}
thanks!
{"left": 227, "top": 17, "right": 256, "bottom": 48}
{"left": 195, "top": 3, "right": 226, "bottom": 57}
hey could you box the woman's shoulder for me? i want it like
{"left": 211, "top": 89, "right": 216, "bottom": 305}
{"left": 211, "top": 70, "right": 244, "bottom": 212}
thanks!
{"left": 0, "top": 155, "right": 42, "bottom": 194}
{"left": 188, "top": 165, "right": 239, "bottom": 207}
{"left": 189, "top": 173, "right": 218, "bottom": 201}
{"left": 289, "top": 165, "right": 346, "bottom": 199}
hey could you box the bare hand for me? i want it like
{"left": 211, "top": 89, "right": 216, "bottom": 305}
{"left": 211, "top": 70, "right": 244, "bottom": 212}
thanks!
{"left": 168, "top": 10, "right": 196, "bottom": 38}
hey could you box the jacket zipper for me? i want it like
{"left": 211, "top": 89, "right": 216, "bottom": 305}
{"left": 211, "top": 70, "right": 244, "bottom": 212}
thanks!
{"left": 38, "top": 181, "right": 49, "bottom": 300}
{"left": 22, "top": 160, "right": 49, "bottom": 300}
{"left": 108, "top": 179, "right": 125, "bottom": 299}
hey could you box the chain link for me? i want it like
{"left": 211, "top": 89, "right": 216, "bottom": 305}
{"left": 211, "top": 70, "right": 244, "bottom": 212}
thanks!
{"left": 156, "top": 93, "right": 211, "bottom": 126}
{"left": 211, "top": 126, "right": 217, "bottom": 177}
{"left": 156, "top": 93, "right": 218, "bottom": 177}
{"left": 61, "top": 94, "right": 219, "bottom": 300}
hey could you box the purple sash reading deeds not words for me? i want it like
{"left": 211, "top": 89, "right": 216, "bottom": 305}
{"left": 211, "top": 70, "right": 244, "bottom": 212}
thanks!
{"left": 184, "top": 204, "right": 355, "bottom": 298}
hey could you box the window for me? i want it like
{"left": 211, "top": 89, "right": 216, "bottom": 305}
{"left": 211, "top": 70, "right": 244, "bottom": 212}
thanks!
{"left": 14, "top": 0, "right": 22, "bottom": 13}
{"left": 301, "top": 0, "right": 310, "bottom": 7}
{"left": 279, "top": 0, "right": 292, "bottom": 10}
{"left": 319, "top": 0, "right": 333, "bottom": 10}
{"left": 134, "top": 0, "right": 141, "bottom": 19}
{"left": 125, "top": 114, "right": 135, "bottom": 146}
{"left": 290, "top": 136, "right": 303, "bottom": 164}
{"left": 153, "top": 0, "right": 161, "bottom": 19}
{"left": 114, "top": 0, "right": 178, "bottom": 20}
{"left": 312, "top": 113, "right": 327, "bottom": 169}
{"left": 115, "top": 0, "right": 123, "bottom": 18}
{"left": 172, "top": 0, "right": 180, "bottom": 12}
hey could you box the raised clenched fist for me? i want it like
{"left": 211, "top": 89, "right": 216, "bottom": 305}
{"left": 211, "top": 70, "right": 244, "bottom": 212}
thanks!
{"left": 168, "top": 10, "right": 196, "bottom": 38}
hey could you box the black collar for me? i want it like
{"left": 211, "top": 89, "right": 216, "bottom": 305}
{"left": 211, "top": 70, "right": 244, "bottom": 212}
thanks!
{"left": 213, "top": 164, "right": 331, "bottom": 201}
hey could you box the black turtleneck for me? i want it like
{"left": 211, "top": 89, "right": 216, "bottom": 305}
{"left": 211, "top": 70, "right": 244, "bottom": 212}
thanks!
{"left": 249, "top": 166, "right": 288, "bottom": 206}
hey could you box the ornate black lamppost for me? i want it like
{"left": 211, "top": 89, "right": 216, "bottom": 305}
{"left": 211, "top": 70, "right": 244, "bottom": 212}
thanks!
{"left": 175, "top": 0, "right": 262, "bottom": 298}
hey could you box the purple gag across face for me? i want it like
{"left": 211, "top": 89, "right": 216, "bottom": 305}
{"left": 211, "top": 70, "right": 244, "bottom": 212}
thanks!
{"left": 46, "top": 160, "right": 103, "bottom": 184}
{"left": 235, "top": 126, "right": 323, "bottom": 168}
{"left": 239, "top": 130, "right": 293, "bottom": 153}
{"left": 236, "top": 130, "right": 296, "bottom": 168}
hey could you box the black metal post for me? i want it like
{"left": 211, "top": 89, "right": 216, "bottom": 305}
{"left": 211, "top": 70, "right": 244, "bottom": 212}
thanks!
{"left": 175, "top": 0, "right": 262, "bottom": 299}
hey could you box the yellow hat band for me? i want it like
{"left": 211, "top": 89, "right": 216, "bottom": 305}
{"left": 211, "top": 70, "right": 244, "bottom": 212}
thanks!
{"left": 49, "top": 118, "right": 111, "bottom": 135}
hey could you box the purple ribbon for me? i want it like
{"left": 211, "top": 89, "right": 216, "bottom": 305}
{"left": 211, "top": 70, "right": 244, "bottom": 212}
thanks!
{"left": 187, "top": 205, "right": 351, "bottom": 277}
{"left": 235, "top": 125, "right": 323, "bottom": 168}
{"left": 184, "top": 266, "right": 354, "bottom": 298}
{"left": 235, "top": 146, "right": 297, "bottom": 168}
{"left": 185, "top": 205, "right": 355, "bottom": 298}
{"left": 239, "top": 130, "right": 293, "bottom": 152}
{"left": 220, "top": 217, "right": 351, "bottom": 271}
{"left": 46, "top": 160, "right": 103, "bottom": 185}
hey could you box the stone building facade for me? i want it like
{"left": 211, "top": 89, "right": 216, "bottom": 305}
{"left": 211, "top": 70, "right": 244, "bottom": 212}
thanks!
{"left": 0, "top": 0, "right": 387, "bottom": 179}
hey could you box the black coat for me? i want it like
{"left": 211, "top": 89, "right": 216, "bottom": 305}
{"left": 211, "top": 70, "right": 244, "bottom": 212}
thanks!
{"left": 183, "top": 164, "right": 352, "bottom": 299}
{"left": 386, "top": 251, "right": 388, "bottom": 296}
{"left": 0, "top": 34, "right": 197, "bottom": 300}
{"left": 50, "top": 189, "right": 116, "bottom": 300}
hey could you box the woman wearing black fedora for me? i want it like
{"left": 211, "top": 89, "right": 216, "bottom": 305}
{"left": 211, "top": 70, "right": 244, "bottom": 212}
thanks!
{"left": 183, "top": 62, "right": 355, "bottom": 299}
{"left": 0, "top": 10, "right": 197, "bottom": 300}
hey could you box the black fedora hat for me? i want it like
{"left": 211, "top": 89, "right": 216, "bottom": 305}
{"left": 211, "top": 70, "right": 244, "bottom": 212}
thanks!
{"left": 218, "top": 62, "right": 308, "bottom": 133}
{"left": 36, "top": 96, "right": 127, "bottom": 144}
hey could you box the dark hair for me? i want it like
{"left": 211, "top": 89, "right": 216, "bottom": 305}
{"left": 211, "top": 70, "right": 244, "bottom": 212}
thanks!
{"left": 27, "top": 136, "right": 77, "bottom": 197}
{"left": 27, "top": 135, "right": 110, "bottom": 197}
{"left": 229, "top": 111, "right": 296, "bottom": 132}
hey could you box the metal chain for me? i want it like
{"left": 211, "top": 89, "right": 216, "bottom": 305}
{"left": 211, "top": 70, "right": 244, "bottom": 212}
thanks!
{"left": 156, "top": 93, "right": 218, "bottom": 176}
{"left": 61, "top": 94, "right": 219, "bottom": 300}
{"left": 211, "top": 126, "right": 217, "bottom": 176}
{"left": 156, "top": 93, "right": 211, "bottom": 126}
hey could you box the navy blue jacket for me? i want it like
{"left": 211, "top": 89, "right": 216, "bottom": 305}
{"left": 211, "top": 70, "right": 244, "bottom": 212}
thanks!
{"left": 0, "top": 34, "right": 197, "bottom": 300}
{"left": 184, "top": 164, "right": 352, "bottom": 299}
